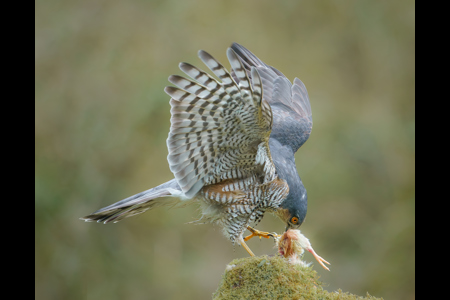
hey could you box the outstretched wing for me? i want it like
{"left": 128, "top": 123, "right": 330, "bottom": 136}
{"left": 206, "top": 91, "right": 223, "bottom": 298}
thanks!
{"left": 165, "top": 48, "right": 275, "bottom": 198}
{"left": 230, "top": 43, "right": 313, "bottom": 153}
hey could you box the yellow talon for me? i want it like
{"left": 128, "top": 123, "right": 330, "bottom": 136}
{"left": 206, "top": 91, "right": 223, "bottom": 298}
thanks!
{"left": 244, "top": 226, "right": 279, "bottom": 241}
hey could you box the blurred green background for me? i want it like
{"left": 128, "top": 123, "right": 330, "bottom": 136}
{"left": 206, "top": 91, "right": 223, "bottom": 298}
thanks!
{"left": 35, "top": 0, "right": 415, "bottom": 299}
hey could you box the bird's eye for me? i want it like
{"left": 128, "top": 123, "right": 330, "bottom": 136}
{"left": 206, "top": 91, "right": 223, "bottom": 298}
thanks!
{"left": 291, "top": 217, "right": 299, "bottom": 224}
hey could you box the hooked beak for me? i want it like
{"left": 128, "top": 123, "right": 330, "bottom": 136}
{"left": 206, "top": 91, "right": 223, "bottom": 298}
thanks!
{"left": 285, "top": 223, "right": 301, "bottom": 231}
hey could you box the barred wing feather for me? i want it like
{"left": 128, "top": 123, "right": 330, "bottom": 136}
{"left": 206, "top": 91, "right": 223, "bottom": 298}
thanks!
{"left": 165, "top": 48, "right": 275, "bottom": 198}
{"left": 231, "top": 43, "right": 313, "bottom": 153}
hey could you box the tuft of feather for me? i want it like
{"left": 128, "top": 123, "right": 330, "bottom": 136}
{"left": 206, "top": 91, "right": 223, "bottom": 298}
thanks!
{"left": 276, "top": 229, "right": 330, "bottom": 271}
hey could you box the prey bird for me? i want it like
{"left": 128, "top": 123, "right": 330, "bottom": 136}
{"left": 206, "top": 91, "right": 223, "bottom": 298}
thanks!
{"left": 81, "top": 43, "right": 329, "bottom": 269}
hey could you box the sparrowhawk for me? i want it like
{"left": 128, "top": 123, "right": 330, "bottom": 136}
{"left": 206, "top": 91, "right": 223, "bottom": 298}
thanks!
{"left": 81, "top": 43, "right": 329, "bottom": 269}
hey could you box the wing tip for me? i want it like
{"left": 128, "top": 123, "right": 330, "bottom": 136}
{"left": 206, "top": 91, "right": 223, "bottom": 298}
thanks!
{"left": 165, "top": 85, "right": 181, "bottom": 98}
{"left": 167, "top": 74, "right": 177, "bottom": 83}
{"left": 226, "top": 47, "right": 238, "bottom": 62}
{"left": 198, "top": 49, "right": 211, "bottom": 61}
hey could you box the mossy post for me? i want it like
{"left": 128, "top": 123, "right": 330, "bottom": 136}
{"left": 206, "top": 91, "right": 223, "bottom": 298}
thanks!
{"left": 213, "top": 255, "right": 382, "bottom": 300}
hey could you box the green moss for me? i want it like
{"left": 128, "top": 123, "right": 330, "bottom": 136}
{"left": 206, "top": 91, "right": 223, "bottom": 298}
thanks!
{"left": 213, "top": 255, "right": 382, "bottom": 300}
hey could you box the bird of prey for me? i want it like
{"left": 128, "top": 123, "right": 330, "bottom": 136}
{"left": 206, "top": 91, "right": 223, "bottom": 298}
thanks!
{"left": 82, "top": 43, "right": 329, "bottom": 269}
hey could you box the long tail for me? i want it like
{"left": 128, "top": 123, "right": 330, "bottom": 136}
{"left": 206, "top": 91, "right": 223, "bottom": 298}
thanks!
{"left": 81, "top": 179, "right": 187, "bottom": 224}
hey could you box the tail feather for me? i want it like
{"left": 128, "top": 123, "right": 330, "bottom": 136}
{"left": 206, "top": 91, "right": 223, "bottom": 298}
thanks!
{"left": 81, "top": 179, "right": 186, "bottom": 224}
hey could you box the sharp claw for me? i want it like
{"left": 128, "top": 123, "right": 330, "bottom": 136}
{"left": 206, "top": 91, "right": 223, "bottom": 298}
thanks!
{"left": 244, "top": 226, "right": 277, "bottom": 241}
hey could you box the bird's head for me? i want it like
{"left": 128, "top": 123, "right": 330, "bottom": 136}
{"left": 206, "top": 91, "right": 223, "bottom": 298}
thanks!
{"left": 276, "top": 207, "right": 303, "bottom": 231}
{"left": 276, "top": 191, "right": 308, "bottom": 231}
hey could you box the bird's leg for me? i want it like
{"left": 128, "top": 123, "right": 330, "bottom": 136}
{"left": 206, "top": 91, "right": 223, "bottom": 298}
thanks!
{"left": 307, "top": 247, "right": 331, "bottom": 271}
{"left": 238, "top": 236, "right": 255, "bottom": 256}
{"left": 244, "top": 226, "right": 280, "bottom": 241}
